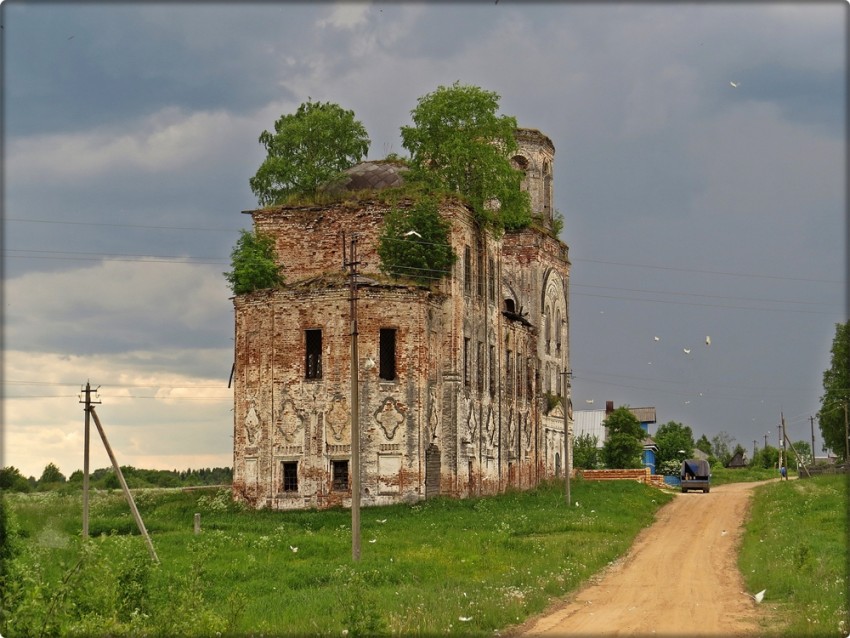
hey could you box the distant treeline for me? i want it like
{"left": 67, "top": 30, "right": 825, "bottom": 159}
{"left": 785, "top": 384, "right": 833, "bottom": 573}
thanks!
{"left": 0, "top": 464, "right": 232, "bottom": 493}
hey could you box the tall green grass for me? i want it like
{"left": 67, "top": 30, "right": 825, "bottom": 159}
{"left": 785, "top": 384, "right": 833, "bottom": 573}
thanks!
{"left": 3, "top": 479, "right": 672, "bottom": 637}
{"left": 739, "top": 475, "right": 849, "bottom": 637}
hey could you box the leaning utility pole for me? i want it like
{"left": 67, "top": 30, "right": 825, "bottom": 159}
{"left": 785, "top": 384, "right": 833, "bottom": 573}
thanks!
{"left": 343, "top": 233, "right": 361, "bottom": 562}
{"left": 89, "top": 405, "right": 159, "bottom": 563}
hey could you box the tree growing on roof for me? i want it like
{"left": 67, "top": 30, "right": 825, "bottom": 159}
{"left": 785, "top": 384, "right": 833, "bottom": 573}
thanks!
{"left": 249, "top": 100, "right": 370, "bottom": 205}
{"left": 400, "top": 82, "right": 532, "bottom": 232}
{"left": 377, "top": 197, "right": 457, "bottom": 286}
{"left": 224, "top": 229, "right": 284, "bottom": 295}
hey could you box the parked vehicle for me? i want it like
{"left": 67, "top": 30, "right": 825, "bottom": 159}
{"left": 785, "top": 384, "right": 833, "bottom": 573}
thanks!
{"left": 680, "top": 459, "right": 711, "bottom": 493}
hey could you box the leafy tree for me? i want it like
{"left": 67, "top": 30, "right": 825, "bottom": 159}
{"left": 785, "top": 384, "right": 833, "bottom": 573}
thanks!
{"left": 751, "top": 444, "right": 780, "bottom": 469}
{"left": 817, "top": 320, "right": 849, "bottom": 460}
{"left": 695, "top": 434, "right": 712, "bottom": 456}
{"left": 601, "top": 407, "right": 644, "bottom": 469}
{"left": 711, "top": 431, "right": 736, "bottom": 467}
{"left": 785, "top": 440, "right": 812, "bottom": 470}
{"left": 224, "top": 229, "right": 284, "bottom": 295}
{"left": 249, "top": 100, "right": 370, "bottom": 205}
{"left": 653, "top": 421, "right": 695, "bottom": 468}
{"left": 400, "top": 82, "right": 531, "bottom": 232}
{"left": 0, "top": 467, "right": 31, "bottom": 493}
{"left": 572, "top": 433, "right": 601, "bottom": 470}
{"left": 377, "top": 197, "right": 457, "bottom": 285}
{"left": 38, "top": 462, "right": 65, "bottom": 485}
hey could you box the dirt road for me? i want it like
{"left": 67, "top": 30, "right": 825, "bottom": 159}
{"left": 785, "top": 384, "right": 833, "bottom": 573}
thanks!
{"left": 515, "top": 481, "right": 772, "bottom": 637}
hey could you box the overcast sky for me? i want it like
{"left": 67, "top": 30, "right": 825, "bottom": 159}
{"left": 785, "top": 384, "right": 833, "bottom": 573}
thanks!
{"left": 2, "top": 1, "right": 846, "bottom": 479}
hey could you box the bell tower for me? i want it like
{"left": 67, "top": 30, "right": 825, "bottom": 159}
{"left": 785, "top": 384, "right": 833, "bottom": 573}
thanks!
{"left": 512, "top": 128, "right": 556, "bottom": 230}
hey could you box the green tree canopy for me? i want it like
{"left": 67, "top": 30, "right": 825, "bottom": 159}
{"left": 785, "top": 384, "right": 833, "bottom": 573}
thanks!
{"left": 224, "top": 229, "right": 284, "bottom": 295}
{"left": 817, "top": 320, "right": 849, "bottom": 460}
{"left": 573, "top": 433, "right": 601, "bottom": 470}
{"left": 400, "top": 82, "right": 531, "bottom": 232}
{"left": 377, "top": 198, "right": 457, "bottom": 286}
{"left": 249, "top": 100, "right": 370, "bottom": 205}
{"left": 751, "top": 444, "right": 780, "bottom": 469}
{"left": 601, "top": 407, "right": 644, "bottom": 469}
{"left": 0, "top": 467, "right": 31, "bottom": 492}
{"left": 695, "top": 434, "right": 712, "bottom": 456}
{"left": 38, "top": 462, "right": 65, "bottom": 485}
{"left": 711, "top": 431, "right": 736, "bottom": 467}
{"left": 653, "top": 421, "right": 695, "bottom": 468}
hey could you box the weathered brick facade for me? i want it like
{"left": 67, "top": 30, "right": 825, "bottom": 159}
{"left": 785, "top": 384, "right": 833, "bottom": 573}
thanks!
{"left": 232, "top": 128, "right": 571, "bottom": 510}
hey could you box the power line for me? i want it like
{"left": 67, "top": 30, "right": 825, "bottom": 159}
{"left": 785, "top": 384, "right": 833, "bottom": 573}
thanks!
{"left": 572, "top": 257, "right": 841, "bottom": 284}
{"left": 570, "top": 282, "right": 836, "bottom": 308}
{"left": 6, "top": 217, "right": 244, "bottom": 233}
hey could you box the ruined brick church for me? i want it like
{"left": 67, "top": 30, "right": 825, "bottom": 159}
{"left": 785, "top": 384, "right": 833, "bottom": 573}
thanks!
{"left": 231, "top": 128, "right": 570, "bottom": 510}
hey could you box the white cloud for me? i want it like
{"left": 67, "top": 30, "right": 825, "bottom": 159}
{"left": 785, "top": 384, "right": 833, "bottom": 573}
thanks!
{"left": 316, "top": 3, "right": 371, "bottom": 31}
{"left": 5, "top": 258, "right": 232, "bottom": 355}
{"left": 3, "top": 349, "right": 233, "bottom": 479}
{"left": 7, "top": 106, "right": 269, "bottom": 185}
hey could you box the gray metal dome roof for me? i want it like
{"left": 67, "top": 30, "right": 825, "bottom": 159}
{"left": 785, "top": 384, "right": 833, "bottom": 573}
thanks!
{"left": 323, "top": 161, "right": 408, "bottom": 194}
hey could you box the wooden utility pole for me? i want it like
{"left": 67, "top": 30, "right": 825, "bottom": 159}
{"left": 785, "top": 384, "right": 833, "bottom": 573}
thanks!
{"left": 343, "top": 233, "right": 361, "bottom": 562}
{"left": 80, "top": 382, "right": 100, "bottom": 539}
{"left": 810, "top": 416, "right": 816, "bottom": 464}
{"left": 783, "top": 426, "right": 811, "bottom": 478}
{"left": 561, "top": 370, "right": 572, "bottom": 505}
{"left": 89, "top": 405, "right": 159, "bottom": 563}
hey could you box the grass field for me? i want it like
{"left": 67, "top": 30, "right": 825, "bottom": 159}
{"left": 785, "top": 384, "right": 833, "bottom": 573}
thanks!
{"left": 3, "top": 472, "right": 846, "bottom": 637}
{"left": 739, "top": 473, "right": 849, "bottom": 637}
{"left": 2, "top": 478, "right": 672, "bottom": 637}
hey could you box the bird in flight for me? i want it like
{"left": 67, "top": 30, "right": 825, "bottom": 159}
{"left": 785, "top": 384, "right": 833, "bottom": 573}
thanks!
{"left": 730, "top": 81, "right": 740, "bottom": 88}
{"left": 683, "top": 348, "right": 691, "bottom": 354}
{"left": 403, "top": 230, "right": 422, "bottom": 238}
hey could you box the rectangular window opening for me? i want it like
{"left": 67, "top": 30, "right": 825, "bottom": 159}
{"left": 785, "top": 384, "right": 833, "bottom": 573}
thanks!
{"left": 331, "top": 460, "right": 349, "bottom": 491}
{"left": 281, "top": 461, "right": 298, "bottom": 493}
{"left": 379, "top": 328, "right": 397, "bottom": 381}
{"left": 305, "top": 329, "right": 322, "bottom": 379}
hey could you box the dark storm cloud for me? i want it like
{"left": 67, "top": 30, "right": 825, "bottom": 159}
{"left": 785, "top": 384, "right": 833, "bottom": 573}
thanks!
{"left": 2, "top": 1, "right": 845, "bottom": 476}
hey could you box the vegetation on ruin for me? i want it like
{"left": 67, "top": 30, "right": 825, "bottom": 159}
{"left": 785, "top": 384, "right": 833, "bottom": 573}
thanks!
{"left": 377, "top": 196, "right": 457, "bottom": 286}
{"left": 2, "top": 473, "right": 846, "bottom": 636}
{"left": 249, "top": 100, "right": 370, "bottom": 205}
{"left": 223, "top": 228, "right": 284, "bottom": 295}
{"left": 401, "top": 82, "right": 532, "bottom": 233}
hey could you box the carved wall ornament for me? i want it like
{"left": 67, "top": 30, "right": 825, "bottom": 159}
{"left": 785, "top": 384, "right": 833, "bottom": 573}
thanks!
{"left": 374, "top": 397, "right": 405, "bottom": 440}
{"left": 244, "top": 400, "right": 260, "bottom": 445}
{"left": 326, "top": 395, "right": 349, "bottom": 442}
{"left": 276, "top": 399, "right": 305, "bottom": 444}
